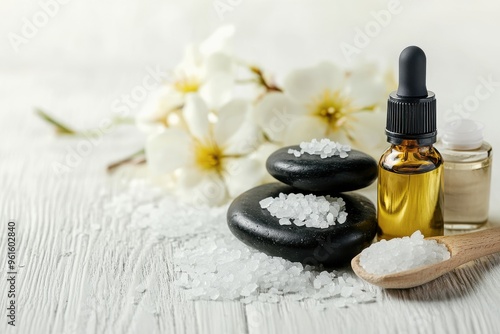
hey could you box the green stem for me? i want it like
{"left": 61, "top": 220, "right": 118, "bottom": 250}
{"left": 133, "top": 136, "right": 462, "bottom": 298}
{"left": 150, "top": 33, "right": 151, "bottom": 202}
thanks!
{"left": 36, "top": 108, "right": 136, "bottom": 136}
{"left": 35, "top": 108, "right": 78, "bottom": 135}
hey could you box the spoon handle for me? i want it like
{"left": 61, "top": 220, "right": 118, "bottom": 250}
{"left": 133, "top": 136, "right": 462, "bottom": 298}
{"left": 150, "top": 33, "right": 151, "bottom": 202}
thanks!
{"left": 442, "top": 227, "right": 500, "bottom": 264}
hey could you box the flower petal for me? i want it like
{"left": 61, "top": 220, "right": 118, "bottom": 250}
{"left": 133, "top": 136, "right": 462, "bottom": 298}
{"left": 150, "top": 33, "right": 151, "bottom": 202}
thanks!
{"left": 224, "top": 157, "right": 265, "bottom": 198}
{"left": 145, "top": 128, "right": 193, "bottom": 174}
{"left": 203, "top": 52, "right": 233, "bottom": 78}
{"left": 183, "top": 94, "right": 210, "bottom": 140}
{"left": 283, "top": 62, "right": 344, "bottom": 103}
{"left": 347, "top": 64, "right": 386, "bottom": 108}
{"left": 214, "top": 99, "right": 262, "bottom": 154}
{"left": 176, "top": 44, "right": 203, "bottom": 78}
{"left": 250, "top": 142, "right": 281, "bottom": 183}
{"left": 345, "top": 111, "right": 386, "bottom": 154}
{"left": 176, "top": 168, "right": 228, "bottom": 206}
{"left": 254, "top": 92, "right": 304, "bottom": 143}
{"left": 136, "top": 86, "right": 184, "bottom": 134}
{"left": 199, "top": 72, "right": 234, "bottom": 110}
{"left": 215, "top": 99, "right": 248, "bottom": 142}
{"left": 225, "top": 123, "right": 262, "bottom": 155}
{"left": 283, "top": 116, "right": 329, "bottom": 145}
{"left": 199, "top": 25, "right": 235, "bottom": 56}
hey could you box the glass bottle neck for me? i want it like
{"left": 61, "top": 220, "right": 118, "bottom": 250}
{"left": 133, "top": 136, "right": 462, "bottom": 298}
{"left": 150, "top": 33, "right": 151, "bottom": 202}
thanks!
{"left": 391, "top": 140, "right": 433, "bottom": 153}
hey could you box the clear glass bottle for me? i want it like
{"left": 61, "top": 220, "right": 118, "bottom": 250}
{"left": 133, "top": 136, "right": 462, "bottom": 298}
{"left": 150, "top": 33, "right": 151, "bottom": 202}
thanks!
{"left": 435, "top": 119, "right": 493, "bottom": 230}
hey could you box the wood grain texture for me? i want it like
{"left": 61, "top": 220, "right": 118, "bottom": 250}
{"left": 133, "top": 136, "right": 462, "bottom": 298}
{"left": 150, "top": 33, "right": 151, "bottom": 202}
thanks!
{"left": 1, "top": 68, "right": 500, "bottom": 334}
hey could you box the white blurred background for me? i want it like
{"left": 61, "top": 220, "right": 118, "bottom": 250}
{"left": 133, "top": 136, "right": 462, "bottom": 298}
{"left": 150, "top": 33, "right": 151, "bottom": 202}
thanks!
{"left": 2, "top": 0, "right": 500, "bottom": 129}
{"left": 1, "top": 0, "right": 500, "bottom": 211}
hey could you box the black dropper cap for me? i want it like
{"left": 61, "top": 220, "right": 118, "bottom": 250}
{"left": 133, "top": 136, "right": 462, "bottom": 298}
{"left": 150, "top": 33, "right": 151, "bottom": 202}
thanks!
{"left": 386, "top": 46, "right": 437, "bottom": 145}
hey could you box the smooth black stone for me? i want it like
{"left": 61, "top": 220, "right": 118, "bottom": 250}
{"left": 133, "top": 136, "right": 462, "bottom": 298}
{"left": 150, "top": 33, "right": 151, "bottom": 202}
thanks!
{"left": 227, "top": 183, "right": 377, "bottom": 267}
{"left": 266, "top": 146, "right": 378, "bottom": 192}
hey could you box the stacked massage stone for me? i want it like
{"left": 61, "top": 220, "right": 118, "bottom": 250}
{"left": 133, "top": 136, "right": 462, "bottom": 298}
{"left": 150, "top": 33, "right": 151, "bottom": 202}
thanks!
{"left": 227, "top": 142, "right": 379, "bottom": 267}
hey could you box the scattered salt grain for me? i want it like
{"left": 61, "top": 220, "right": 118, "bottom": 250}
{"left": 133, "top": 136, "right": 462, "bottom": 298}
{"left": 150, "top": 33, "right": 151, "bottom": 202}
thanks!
{"left": 174, "top": 232, "right": 376, "bottom": 307}
{"left": 102, "top": 178, "right": 376, "bottom": 308}
{"left": 259, "top": 193, "right": 348, "bottom": 228}
{"left": 288, "top": 138, "right": 351, "bottom": 159}
{"left": 359, "top": 230, "right": 451, "bottom": 275}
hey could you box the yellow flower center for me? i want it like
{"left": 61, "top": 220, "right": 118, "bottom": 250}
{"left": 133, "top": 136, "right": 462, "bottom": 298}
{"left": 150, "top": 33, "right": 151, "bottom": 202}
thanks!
{"left": 195, "top": 141, "right": 224, "bottom": 172}
{"left": 308, "top": 90, "right": 353, "bottom": 132}
{"left": 174, "top": 76, "right": 200, "bottom": 94}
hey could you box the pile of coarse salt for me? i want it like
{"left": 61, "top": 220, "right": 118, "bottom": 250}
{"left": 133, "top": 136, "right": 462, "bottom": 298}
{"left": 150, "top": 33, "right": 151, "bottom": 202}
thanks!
{"left": 288, "top": 138, "right": 351, "bottom": 159}
{"left": 359, "top": 230, "right": 451, "bottom": 275}
{"left": 102, "top": 179, "right": 377, "bottom": 308}
{"left": 175, "top": 232, "right": 376, "bottom": 307}
{"left": 259, "top": 193, "right": 348, "bottom": 228}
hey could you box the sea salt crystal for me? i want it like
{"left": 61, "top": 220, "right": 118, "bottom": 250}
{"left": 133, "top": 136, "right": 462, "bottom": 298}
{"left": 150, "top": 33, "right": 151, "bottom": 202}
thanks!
{"left": 102, "top": 178, "right": 376, "bottom": 308}
{"left": 241, "top": 283, "right": 258, "bottom": 296}
{"left": 279, "top": 218, "right": 291, "bottom": 225}
{"left": 259, "top": 193, "right": 348, "bottom": 228}
{"left": 241, "top": 296, "right": 256, "bottom": 304}
{"left": 359, "top": 230, "right": 451, "bottom": 275}
{"left": 173, "top": 230, "right": 377, "bottom": 307}
{"left": 288, "top": 138, "right": 351, "bottom": 159}
{"left": 340, "top": 286, "right": 353, "bottom": 298}
{"left": 259, "top": 197, "right": 274, "bottom": 209}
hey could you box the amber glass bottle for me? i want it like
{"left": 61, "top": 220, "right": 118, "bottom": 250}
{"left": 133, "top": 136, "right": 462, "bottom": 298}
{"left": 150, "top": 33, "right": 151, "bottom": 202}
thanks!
{"left": 378, "top": 140, "right": 444, "bottom": 240}
{"left": 377, "top": 46, "right": 444, "bottom": 240}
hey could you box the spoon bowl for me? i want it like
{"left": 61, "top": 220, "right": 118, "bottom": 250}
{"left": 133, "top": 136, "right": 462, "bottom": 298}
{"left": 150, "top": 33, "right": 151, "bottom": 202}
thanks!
{"left": 351, "top": 227, "right": 500, "bottom": 289}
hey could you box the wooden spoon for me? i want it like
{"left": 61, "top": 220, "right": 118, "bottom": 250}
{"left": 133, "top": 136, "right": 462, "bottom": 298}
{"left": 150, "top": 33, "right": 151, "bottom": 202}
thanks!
{"left": 351, "top": 227, "right": 500, "bottom": 289}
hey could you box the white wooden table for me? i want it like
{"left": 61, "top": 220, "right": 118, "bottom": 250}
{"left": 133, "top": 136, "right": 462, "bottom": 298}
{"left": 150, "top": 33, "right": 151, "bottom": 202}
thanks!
{"left": 2, "top": 62, "right": 500, "bottom": 334}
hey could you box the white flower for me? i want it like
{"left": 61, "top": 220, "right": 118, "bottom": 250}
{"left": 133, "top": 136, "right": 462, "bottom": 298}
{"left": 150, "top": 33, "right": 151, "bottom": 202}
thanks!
{"left": 249, "top": 142, "right": 281, "bottom": 183}
{"left": 255, "top": 61, "right": 389, "bottom": 152}
{"left": 146, "top": 94, "right": 265, "bottom": 206}
{"left": 137, "top": 25, "right": 236, "bottom": 134}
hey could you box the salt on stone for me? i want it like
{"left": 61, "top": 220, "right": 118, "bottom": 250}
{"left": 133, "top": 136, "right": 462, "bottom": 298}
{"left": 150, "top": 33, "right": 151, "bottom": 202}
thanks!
{"left": 359, "top": 230, "right": 451, "bottom": 275}
{"left": 288, "top": 138, "right": 351, "bottom": 159}
{"left": 101, "top": 179, "right": 377, "bottom": 308}
{"left": 260, "top": 193, "right": 348, "bottom": 228}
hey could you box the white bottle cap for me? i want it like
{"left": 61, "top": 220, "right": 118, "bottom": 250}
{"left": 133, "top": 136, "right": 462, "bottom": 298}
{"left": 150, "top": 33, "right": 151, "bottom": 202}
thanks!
{"left": 441, "top": 119, "right": 484, "bottom": 150}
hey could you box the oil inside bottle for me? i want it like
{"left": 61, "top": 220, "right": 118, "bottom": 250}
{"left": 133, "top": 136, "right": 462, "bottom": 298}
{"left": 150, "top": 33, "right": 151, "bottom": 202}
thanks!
{"left": 377, "top": 144, "right": 444, "bottom": 240}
